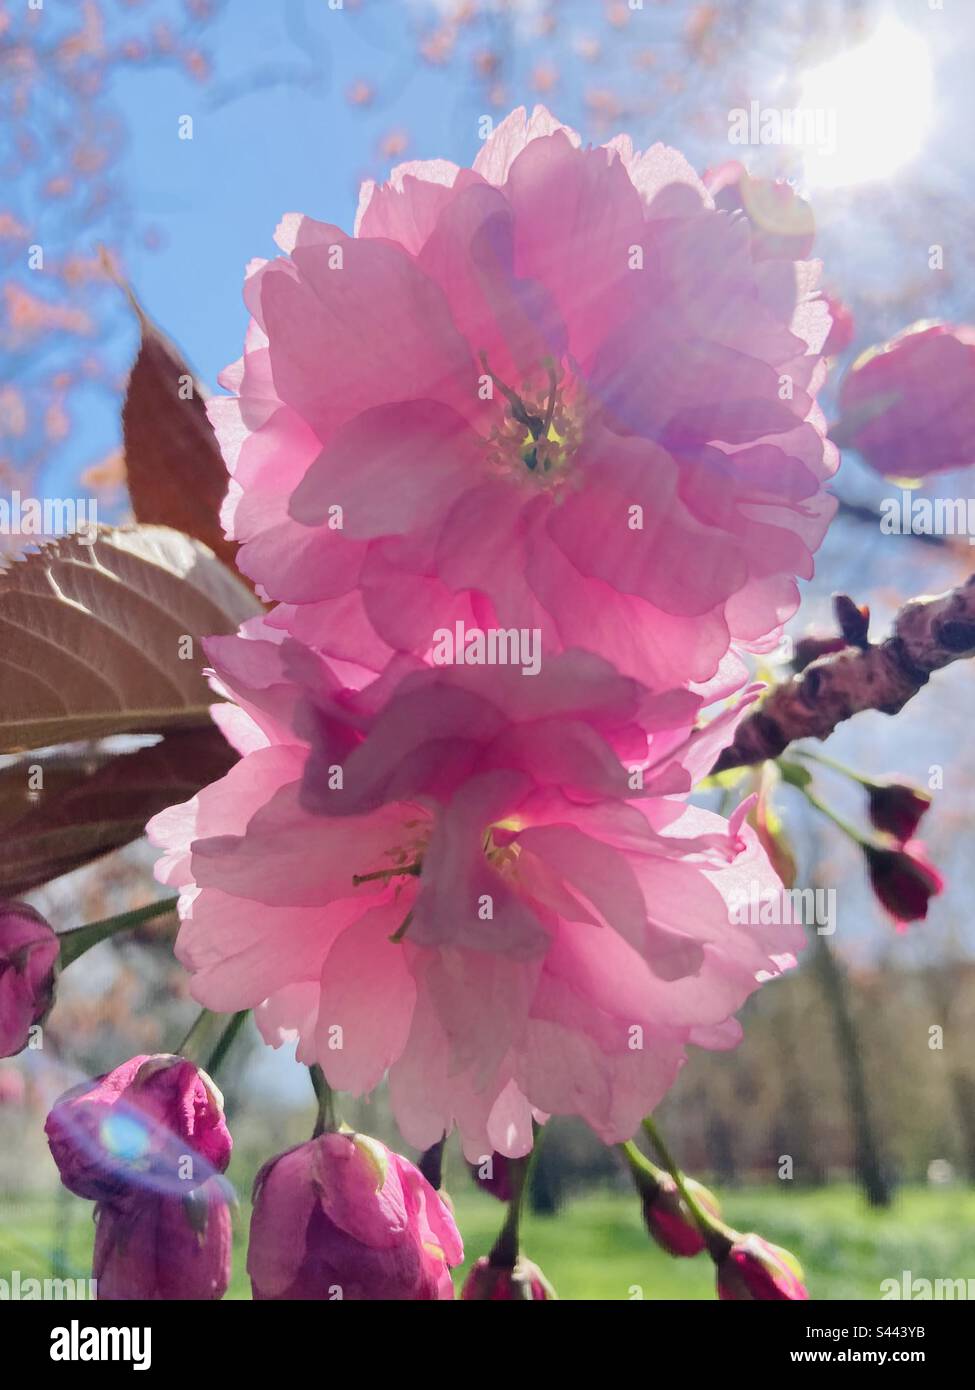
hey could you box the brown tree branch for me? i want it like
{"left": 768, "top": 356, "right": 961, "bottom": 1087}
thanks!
{"left": 712, "top": 575, "right": 975, "bottom": 772}
{"left": 835, "top": 497, "right": 951, "bottom": 549}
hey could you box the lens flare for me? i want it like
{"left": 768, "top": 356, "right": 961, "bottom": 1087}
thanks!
{"left": 99, "top": 1111, "right": 152, "bottom": 1164}
{"left": 798, "top": 19, "right": 934, "bottom": 189}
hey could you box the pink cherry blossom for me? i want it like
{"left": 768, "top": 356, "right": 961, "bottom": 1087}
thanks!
{"left": 45, "top": 1054, "right": 232, "bottom": 1204}
{"left": 210, "top": 106, "right": 836, "bottom": 690}
{"left": 93, "top": 1179, "right": 232, "bottom": 1301}
{"left": 247, "top": 1131, "right": 462, "bottom": 1300}
{"left": 835, "top": 321, "right": 975, "bottom": 480}
{"left": 148, "top": 619, "right": 801, "bottom": 1158}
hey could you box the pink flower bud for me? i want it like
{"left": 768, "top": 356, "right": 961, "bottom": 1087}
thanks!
{"left": 45, "top": 1054, "right": 232, "bottom": 1203}
{"left": 642, "top": 1175, "right": 720, "bottom": 1258}
{"left": 835, "top": 321, "right": 975, "bottom": 480}
{"left": 93, "top": 1178, "right": 232, "bottom": 1301}
{"left": 0, "top": 900, "right": 58, "bottom": 1057}
{"left": 248, "top": 1132, "right": 463, "bottom": 1300}
{"left": 716, "top": 1233, "right": 809, "bottom": 1300}
{"left": 864, "top": 781, "right": 931, "bottom": 844}
{"left": 863, "top": 839, "right": 943, "bottom": 926}
{"left": 461, "top": 1255, "right": 556, "bottom": 1301}
{"left": 469, "top": 1152, "right": 513, "bottom": 1202}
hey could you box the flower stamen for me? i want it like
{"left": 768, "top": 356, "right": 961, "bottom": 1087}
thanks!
{"left": 352, "top": 861, "right": 422, "bottom": 888}
{"left": 479, "top": 354, "right": 581, "bottom": 486}
{"left": 388, "top": 910, "right": 414, "bottom": 944}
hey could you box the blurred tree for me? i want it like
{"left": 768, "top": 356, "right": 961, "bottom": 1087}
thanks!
{"left": 0, "top": 0, "right": 220, "bottom": 491}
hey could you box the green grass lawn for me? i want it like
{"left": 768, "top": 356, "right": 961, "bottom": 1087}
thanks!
{"left": 3, "top": 1183, "right": 974, "bottom": 1299}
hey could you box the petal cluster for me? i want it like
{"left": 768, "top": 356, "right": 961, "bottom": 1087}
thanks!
{"left": 145, "top": 106, "right": 827, "bottom": 1163}
{"left": 213, "top": 106, "right": 836, "bottom": 689}
{"left": 148, "top": 620, "right": 802, "bottom": 1158}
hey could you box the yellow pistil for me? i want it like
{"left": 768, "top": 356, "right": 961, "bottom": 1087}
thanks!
{"left": 482, "top": 821, "right": 524, "bottom": 878}
{"left": 480, "top": 355, "right": 583, "bottom": 489}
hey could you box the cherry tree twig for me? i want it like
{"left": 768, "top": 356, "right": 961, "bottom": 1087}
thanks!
{"left": 835, "top": 496, "right": 953, "bottom": 549}
{"left": 711, "top": 574, "right": 975, "bottom": 772}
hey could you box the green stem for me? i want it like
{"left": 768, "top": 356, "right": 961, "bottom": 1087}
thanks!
{"left": 488, "top": 1154, "right": 531, "bottom": 1270}
{"left": 641, "top": 1116, "right": 732, "bottom": 1258}
{"left": 487, "top": 1129, "right": 547, "bottom": 1276}
{"left": 619, "top": 1139, "right": 667, "bottom": 1194}
{"left": 309, "top": 1065, "right": 337, "bottom": 1137}
{"left": 793, "top": 747, "right": 871, "bottom": 786}
{"left": 799, "top": 783, "right": 871, "bottom": 847}
{"left": 178, "top": 1007, "right": 249, "bottom": 1074}
{"left": 204, "top": 1011, "right": 249, "bottom": 1075}
{"left": 58, "top": 896, "right": 179, "bottom": 969}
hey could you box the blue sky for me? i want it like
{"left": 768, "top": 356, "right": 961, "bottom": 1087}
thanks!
{"left": 51, "top": 0, "right": 647, "bottom": 494}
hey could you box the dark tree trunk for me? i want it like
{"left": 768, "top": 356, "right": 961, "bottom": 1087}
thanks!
{"left": 810, "top": 926, "right": 892, "bottom": 1207}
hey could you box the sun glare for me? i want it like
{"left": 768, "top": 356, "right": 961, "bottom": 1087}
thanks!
{"left": 797, "top": 18, "right": 934, "bottom": 189}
